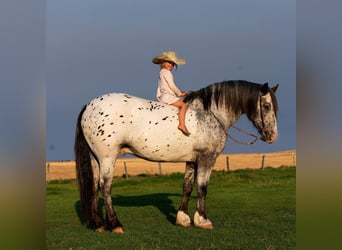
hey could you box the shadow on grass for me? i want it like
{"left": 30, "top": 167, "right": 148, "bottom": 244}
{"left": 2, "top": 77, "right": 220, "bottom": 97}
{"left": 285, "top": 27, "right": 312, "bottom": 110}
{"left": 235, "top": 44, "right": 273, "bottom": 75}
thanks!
{"left": 75, "top": 193, "right": 181, "bottom": 225}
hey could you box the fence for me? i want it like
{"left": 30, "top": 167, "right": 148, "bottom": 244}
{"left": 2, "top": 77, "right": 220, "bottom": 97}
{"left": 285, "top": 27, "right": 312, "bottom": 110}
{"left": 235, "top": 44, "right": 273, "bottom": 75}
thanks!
{"left": 46, "top": 150, "right": 296, "bottom": 182}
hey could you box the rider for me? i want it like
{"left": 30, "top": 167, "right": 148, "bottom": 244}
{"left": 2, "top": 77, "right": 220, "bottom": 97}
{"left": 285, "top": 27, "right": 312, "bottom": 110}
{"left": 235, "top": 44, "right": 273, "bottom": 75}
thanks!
{"left": 152, "top": 51, "right": 191, "bottom": 136}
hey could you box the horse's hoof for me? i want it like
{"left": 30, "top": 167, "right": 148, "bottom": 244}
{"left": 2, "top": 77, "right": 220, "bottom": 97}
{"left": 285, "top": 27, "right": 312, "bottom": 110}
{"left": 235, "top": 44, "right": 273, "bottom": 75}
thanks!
{"left": 112, "top": 227, "right": 124, "bottom": 234}
{"left": 193, "top": 211, "right": 213, "bottom": 229}
{"left": 176, "top": 210, "right": 191, "bottom": 227}
{"left": 95, "top": 226, "right": 105, "bottom": 233}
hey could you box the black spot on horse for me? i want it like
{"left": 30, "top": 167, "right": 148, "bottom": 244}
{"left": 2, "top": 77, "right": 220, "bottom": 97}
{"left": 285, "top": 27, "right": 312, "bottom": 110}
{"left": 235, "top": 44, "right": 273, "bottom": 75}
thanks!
{"left": 162, "top": 116, "right": 169, "bottom": 120}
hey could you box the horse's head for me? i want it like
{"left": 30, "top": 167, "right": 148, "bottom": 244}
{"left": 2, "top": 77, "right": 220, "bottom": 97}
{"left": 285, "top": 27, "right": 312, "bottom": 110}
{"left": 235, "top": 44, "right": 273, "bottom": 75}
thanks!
{"left": 248, "top": 83, "right": 279, "bottom": 144}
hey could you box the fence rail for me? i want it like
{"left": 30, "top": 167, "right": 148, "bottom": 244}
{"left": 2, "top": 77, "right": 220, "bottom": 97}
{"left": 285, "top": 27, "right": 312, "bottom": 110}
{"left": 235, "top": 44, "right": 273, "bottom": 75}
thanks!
{"left": 46, "top": 150, "right": 296, "bottom": 182}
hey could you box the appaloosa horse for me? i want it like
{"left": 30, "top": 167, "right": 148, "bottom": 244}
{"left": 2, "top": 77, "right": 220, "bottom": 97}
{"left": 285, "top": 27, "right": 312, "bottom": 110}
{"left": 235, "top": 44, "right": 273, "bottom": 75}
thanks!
{"left": 74, "top": 80, "right": 279, "bottom": 233}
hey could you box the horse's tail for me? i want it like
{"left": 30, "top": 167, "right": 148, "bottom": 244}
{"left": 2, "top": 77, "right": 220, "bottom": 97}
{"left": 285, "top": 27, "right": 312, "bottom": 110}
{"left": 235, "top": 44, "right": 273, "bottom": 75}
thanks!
{"left": 74, "top": 105, "right": 94, "bottom": 226}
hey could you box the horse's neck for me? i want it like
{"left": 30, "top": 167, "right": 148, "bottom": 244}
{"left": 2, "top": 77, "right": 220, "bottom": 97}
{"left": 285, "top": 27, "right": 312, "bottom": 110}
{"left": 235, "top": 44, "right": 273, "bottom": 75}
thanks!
{"left": 190, "top": 99, "right": 242, "bottom": 130}
{"left": 209, "top": 104, "right": 242, "bottom": 129}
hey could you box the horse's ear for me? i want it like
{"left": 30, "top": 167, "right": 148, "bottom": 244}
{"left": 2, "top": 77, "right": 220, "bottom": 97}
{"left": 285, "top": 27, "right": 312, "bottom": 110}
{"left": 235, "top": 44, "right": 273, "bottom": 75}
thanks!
{"left": 260, "top": 82, "right": 269, "bottom": 95}
{"left": 271, "top": 84, "right": 279, "bottom": 93}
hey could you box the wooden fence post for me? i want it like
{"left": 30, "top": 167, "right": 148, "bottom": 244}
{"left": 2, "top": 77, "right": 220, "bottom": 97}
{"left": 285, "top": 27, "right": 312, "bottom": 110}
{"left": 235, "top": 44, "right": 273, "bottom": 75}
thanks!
{"left": 261, "top": 154, "right": 265, "bottom": 170}
{"left": 158, "top": 162, "right": 162, "bottom": 175}
{"left": 292, "top": 151, "right": 296, "bottom": 166}
{"left": 226, "top": 156, "right": 230, "bottom": 172}
{"left": 123, "top": 161, "right": 128, "bottom": 180}
{"left": 46, "top": 163, "right": 50, "bottom": 183}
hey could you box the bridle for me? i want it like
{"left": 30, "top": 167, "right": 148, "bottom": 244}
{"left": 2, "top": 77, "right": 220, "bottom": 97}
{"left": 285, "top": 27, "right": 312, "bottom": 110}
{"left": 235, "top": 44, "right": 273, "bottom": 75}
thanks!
{"left": 202, "top": 90, "right": 271, "bottom": 145}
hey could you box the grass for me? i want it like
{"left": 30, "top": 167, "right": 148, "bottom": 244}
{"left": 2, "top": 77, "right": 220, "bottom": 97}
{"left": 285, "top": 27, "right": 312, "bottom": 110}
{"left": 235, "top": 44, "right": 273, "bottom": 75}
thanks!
{"left": 46, "top": 167, "right": 295, "bottom": 249}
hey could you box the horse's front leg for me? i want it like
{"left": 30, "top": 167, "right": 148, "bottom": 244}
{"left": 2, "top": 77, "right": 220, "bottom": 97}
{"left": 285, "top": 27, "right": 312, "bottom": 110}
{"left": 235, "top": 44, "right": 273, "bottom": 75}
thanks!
{"left": 194, "top": 155, "right": 216, "bottom": 229}
{"left": 176, "top": 161, "right": 197, "bottom": 227}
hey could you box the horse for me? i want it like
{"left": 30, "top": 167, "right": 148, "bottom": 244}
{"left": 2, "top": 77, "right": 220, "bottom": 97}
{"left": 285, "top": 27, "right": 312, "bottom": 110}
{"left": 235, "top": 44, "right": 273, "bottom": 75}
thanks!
{"left": 74, "top": 80, "right": 279, "bottom": 233}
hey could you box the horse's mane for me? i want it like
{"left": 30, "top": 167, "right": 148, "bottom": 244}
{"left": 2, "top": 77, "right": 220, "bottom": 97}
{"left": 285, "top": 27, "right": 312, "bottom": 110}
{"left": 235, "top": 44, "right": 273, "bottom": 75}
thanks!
{"left": 183, "top": 80, "right": 278, "bottom": 117}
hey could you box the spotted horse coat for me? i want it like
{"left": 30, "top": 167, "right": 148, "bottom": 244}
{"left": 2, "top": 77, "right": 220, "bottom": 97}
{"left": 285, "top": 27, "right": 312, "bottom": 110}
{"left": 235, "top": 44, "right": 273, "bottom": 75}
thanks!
{"left": 75, "top": 80, "right": 279, "bottom": 233}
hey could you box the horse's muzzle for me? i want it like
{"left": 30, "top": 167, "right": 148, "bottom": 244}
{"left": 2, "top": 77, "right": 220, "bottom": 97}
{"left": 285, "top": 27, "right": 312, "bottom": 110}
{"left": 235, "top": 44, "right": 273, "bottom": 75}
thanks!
{"left": 265, "top": 134, "right": 277, "bottom": 144}
{"left": 261, "top": 132, "right": 278, "bottom": 144}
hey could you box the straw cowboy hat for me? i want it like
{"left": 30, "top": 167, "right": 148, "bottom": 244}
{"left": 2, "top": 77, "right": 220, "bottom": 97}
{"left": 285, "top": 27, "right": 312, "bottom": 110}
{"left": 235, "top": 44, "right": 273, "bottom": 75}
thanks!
{"left": 152, "top": 51, "right": 186, "bottom": 65}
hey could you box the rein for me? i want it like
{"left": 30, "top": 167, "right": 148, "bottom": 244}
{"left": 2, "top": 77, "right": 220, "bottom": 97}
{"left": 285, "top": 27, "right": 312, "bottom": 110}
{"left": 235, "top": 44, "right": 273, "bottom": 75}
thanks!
{"left": 228, "top": 125, "right": 260, "bottom": 145}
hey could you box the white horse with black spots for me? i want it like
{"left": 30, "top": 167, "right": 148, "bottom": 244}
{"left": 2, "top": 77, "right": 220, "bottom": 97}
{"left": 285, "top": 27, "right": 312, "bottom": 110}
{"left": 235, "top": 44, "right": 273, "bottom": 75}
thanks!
{"left": 75, "top": 80, "right": 279, "bottom": 233}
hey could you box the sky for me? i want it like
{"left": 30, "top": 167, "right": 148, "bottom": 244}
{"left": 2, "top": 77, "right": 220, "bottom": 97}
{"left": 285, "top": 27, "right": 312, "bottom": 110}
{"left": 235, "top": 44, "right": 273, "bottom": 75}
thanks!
{"left": 46, "top": 0, "right": 296, "bottom": 161}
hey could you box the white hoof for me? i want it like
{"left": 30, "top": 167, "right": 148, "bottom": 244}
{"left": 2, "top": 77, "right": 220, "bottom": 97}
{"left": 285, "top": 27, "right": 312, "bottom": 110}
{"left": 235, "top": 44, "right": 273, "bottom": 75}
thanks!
{"left": 193, "top": 211, "right": 213, "bottom": 229}
{"left": 95, "top": 226, "right": 105, "bottom": 233}
{"left": 112, "top": 227, "right": 124, "bottom": 234}
{"left": 176, "top": 210, "right": 191, "bottom": 227}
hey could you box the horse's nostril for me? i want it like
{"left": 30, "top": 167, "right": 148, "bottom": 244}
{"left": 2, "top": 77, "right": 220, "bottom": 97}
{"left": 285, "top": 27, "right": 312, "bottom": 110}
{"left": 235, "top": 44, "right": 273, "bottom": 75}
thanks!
{"left": 265, "top": 134, "right": 277, "bottom": 144}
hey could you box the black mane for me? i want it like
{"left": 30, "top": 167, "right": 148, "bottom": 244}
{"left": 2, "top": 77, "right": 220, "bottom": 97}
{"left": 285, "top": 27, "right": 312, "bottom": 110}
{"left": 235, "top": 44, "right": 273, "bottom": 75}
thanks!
{"left": 183, "top": 80, "right": 278, "bottom": 117}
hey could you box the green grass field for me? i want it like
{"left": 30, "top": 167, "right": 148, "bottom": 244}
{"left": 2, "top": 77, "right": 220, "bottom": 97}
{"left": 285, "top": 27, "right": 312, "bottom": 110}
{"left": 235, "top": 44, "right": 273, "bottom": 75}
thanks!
{"left": 46, "top": 167, "right": 295, "bottom": 249}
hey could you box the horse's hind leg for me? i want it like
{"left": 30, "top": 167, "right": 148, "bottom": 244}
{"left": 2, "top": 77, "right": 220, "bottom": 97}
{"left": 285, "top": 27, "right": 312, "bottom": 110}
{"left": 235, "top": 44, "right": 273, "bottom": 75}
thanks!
{"left": 176, "top": 162, "right": 197, "bottom": 227}
{"left": 90, "top": 160, "right": 105, "bottom": 232}
{"left": 99, "top": 157, "right": 124, "bottom": 233}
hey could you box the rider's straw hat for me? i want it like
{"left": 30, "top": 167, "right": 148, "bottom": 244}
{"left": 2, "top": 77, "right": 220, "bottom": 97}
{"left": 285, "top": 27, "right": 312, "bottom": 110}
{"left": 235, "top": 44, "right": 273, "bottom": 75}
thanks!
{"left": 152, "top": 51, "right": 186, "bottom": 65}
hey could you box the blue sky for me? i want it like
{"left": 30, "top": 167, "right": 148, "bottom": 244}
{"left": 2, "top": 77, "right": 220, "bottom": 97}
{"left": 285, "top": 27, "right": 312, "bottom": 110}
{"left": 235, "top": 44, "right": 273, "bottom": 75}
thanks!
{"left": 46, "top": 0, "right": 295, "bottom": 161}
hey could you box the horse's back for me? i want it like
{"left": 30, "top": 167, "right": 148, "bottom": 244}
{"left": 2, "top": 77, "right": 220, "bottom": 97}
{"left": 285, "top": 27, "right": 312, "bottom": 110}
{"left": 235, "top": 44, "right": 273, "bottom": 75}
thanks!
{"left": 83, "top": 93, "right": 178, "bottom": 124}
